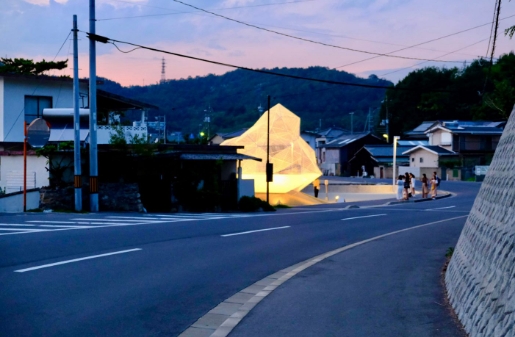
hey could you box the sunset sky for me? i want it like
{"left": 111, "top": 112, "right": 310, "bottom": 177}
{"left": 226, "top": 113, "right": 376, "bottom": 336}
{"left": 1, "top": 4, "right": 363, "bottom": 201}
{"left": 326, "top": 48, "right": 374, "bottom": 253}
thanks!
{"left": 2, "top": 0, "right": 515, "bottom": 87}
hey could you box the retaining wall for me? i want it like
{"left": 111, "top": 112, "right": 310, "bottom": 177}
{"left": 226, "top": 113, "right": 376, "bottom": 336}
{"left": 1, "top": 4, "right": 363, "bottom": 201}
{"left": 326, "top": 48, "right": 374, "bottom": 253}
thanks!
{"left": 0, "top": 189, "right": 40, "bottom": 213}
{"left": 445, "top": 106, "right": 515, "bottom": 337}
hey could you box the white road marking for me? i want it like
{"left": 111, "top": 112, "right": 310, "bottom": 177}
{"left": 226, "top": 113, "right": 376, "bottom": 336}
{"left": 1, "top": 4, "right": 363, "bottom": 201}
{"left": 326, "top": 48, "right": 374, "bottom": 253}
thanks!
{"left": 37, "top": 225, "right": 96, "bottom": 228}
{"left": 0, "top": 228, "right": 43, "bottom": 231}
{"left": 426, "top": 206, "right": 456, "bottom": 210}
{"left": 26, "top": 221, "right": 78, "bottom": 224}
{"left": 0, "top": 223, "right": 36, "bottom": 227}
{"left": 341, "top": 214, "right": 386, "bottom": 221}
{"left": 71, "top": 218, "right": 154, "bottom": 223}
{"left": 221, "top": 226, "right": 290, "bottom": 237}
{"left": 14, "top": 248, "right": 142, "bottom": 273}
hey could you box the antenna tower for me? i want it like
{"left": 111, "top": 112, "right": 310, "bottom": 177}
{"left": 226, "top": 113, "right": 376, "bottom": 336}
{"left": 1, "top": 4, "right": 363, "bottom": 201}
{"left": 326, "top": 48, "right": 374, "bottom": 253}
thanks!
{"left": 160, "top": 58, "right": 166, "bottom": 83}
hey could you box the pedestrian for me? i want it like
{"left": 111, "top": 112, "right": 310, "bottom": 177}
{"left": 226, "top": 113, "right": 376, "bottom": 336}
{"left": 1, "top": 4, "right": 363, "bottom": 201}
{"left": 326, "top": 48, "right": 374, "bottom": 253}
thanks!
{"left": 431, "top": 172, "right": 438, "bottom": 199}
{"left": 409, "top": 173, "right": 416, "bottom": 197}
{"left": 396, "top": 175, "right": 405, "bottom": 200}
{"left": 421, "top": 173, "right": 429, "bottom": 198}
{"left": 403, "top": 173, "right": 411, "bottom": 200}
{"left": 313, "top": 178, "right": 320, "bottom": 198}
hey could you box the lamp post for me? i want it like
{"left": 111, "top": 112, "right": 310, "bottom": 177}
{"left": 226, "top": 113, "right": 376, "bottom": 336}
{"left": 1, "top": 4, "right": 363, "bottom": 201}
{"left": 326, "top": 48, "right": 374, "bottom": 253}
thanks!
{"left": 392, "top": 136, "right": 400, "bottom": 187}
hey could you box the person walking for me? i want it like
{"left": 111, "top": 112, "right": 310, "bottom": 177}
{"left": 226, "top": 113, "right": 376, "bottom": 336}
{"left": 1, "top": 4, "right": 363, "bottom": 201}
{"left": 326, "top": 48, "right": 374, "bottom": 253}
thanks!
{"left": 313, "top": 178, "right": 320, "bottom": 198}
{"left": 403, "top": 173, "right": 411, "bottom": 200}
{"left": 421, "top": 173, "right": 429, "bottom": 198}
{"left": 431, "top": 172, "right": 438, "bottom": 199}
{"left": 409, "top": 173, "right": 416, "bottom": 197}
{"left": 396, "top": 175, "right": 405, "bottom": 200}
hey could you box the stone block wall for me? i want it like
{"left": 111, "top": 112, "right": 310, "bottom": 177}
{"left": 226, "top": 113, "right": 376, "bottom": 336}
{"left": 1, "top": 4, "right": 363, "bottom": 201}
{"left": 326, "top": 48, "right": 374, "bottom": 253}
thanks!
{"left": 445, "top": 106, "right": 515, "bottom": 337}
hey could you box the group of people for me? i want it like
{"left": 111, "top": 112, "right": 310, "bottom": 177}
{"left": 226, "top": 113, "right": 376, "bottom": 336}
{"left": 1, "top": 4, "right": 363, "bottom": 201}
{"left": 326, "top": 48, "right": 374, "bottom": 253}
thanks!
{"left": 397, "top": 172, "right": 440, "bottom": 201}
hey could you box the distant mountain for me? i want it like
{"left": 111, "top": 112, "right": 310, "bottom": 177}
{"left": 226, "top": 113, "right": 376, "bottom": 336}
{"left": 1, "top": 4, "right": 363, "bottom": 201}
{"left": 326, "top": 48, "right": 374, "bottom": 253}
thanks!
{"left": 98, "top": 66, "right": 393, "bottom": 136}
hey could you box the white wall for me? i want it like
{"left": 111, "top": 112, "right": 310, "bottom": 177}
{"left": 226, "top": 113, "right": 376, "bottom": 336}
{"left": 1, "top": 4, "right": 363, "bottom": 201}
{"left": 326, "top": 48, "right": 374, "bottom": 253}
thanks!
{"left": 0, "top": 155, "right": 49, "bottom": 191}
{"left": 0, "top": 189, "right": 40, "bottom": 213}
{"left": 1, "top": 76, "right": 87, "bottom": 142}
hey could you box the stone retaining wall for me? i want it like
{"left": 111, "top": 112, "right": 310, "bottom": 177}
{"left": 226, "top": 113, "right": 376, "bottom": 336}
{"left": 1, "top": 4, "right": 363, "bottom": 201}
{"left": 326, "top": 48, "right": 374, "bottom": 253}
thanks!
{"left": 445, "top": 106, "right": 515, "bottom": 337}
{"left": 40, "top": 183, "right": 144, "bottom": 212}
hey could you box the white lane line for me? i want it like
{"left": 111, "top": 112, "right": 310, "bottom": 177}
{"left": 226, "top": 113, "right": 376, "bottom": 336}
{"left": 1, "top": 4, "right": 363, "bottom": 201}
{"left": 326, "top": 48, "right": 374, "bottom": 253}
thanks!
{"left": 71, "top": 218, "right": 154, "bottom": 223}
{"left": 341, "top": 214, "right": 386, "bottom": 221}
{"left": 26, "top": 221, "right": 77, "bottom": 224}
{"left": 0, "top": 228, "right": 43, "bottom": 231}
{"left": 37, "top": 225, "right": 96, "bottom": 228}
{"left": 14, "top": 248, "right": 142, "bottom": 273}
{"left": 221, "top": 226, "right": 290, "bottom": 237}
{"left": 426, "top": 206, "right": 456, "bottom": 210}
{"left": 0, "top": 223, "right": 36, "bottom": 227}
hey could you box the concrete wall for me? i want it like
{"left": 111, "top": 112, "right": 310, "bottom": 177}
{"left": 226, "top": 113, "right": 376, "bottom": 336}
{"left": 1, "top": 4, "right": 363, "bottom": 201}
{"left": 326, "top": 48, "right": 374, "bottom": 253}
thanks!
{"left": 0, "top": 155, "right": 49, "bottom": 191}
{"left": 445, "top": 105, "right": 515, "bottom": 337}
{"left": 0, "top": 189, "right": 40, "bottom": 212}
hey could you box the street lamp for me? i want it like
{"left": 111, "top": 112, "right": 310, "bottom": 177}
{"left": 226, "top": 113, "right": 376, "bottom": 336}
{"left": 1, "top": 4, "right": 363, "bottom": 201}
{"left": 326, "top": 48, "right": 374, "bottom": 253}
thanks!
{"left": 392, "top": 136, "right": 400, "bottom": 187}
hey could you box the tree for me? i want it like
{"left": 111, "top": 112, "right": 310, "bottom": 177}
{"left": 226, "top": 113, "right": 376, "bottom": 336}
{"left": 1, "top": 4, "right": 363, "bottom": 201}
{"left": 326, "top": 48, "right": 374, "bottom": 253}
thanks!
{"left": 0, "top": 58, "right": 67, "bottom": 75}
{"left": 35, "top": 142, "right": 74, "bottom": 187}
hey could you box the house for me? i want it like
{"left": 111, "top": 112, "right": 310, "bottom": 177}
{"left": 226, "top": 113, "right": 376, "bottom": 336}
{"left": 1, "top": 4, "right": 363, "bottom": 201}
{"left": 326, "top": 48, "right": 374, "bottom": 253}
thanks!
{"left": 401, "top": 145, "right": 458, "bottom": 179}
{"left": 349, "top": 144, "right": 411, "bottom": 179}
{"left": 317, "top": 132, "right": 385, "bottom": 176}
{"left": 0, "top": 73, "right": 157, "bottom": 192}
{"left": 210, "top": 128, "right": 248, "bottom": 145}
{"left": 424, "top": 120, "right": 505, "bottom": 178}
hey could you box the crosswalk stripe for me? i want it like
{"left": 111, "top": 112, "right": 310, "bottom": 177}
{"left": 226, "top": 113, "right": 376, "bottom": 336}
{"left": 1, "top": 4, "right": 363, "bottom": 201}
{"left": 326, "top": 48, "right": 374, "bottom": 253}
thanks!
{"left": 0, "top": 228, "right": 44, "bottom": 231}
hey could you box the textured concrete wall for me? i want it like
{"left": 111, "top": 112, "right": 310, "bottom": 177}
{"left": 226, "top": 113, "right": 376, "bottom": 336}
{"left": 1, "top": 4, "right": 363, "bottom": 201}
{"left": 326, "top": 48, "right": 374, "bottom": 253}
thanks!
{"left": 445, "top": 106, "right": 515, "bottom": 337}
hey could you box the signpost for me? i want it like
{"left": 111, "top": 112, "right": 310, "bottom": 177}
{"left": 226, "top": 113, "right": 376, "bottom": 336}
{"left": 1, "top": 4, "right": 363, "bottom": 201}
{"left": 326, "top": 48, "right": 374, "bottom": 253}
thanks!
{"left": 25, "top": 118, "right": 50, "bottom": 211}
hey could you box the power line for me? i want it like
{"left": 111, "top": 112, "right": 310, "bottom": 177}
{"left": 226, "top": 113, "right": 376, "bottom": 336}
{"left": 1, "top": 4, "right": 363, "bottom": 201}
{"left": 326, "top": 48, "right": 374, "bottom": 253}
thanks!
{"left": 334, "top": 14, "right": 515, "bottom": 69}
{"left": 97, "top": 0, "right": 316, "bottom": 21}
{"left": 380, "top": 38, "right": 489, "bottom": 77}
{"left": 85, "top": 31, "right": 457, "bottom": 93}
{"left": 171, "top": 0, "right": 463, "bottom": 64}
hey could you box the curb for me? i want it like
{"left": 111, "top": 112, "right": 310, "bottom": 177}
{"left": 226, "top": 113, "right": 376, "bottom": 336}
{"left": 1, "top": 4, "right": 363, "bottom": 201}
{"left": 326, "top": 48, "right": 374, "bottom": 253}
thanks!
{"left": 385, "top": 192, "right": 453, "bottom": 205}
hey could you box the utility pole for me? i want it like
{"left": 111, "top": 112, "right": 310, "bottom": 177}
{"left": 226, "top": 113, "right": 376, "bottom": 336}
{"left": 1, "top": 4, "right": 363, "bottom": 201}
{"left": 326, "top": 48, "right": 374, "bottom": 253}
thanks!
{"left": 73, "top": 15, "right": 82, "bottom": 211}
{"left": 349, "top": 112, "right": 354, "bottom": 135}
{"left": 266, "top": 95, "right": 273, "bottom": 204}
{"left": 89, "top": 0, "right": 99, "bottom": 212}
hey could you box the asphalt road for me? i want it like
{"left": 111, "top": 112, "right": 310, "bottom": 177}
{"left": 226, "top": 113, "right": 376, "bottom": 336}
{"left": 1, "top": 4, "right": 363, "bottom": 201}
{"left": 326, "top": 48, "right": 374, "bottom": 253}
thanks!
{"left": 0, "top": 180, "right": 479, "bottom": 336}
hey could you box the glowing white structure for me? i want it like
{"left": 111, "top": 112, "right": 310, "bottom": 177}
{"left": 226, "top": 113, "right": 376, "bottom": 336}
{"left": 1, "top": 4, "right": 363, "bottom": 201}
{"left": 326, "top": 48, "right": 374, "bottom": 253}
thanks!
{"left": 222, "top": 104, "right": 322, "bottom": 193}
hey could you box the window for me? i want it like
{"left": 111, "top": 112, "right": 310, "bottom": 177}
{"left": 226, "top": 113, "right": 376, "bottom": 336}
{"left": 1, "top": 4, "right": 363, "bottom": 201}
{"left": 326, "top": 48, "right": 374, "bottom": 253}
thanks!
{"left": 411, "top": 157, "right": 414, "bottom": 162}
{"left": 25, "top": 96, "right": 52, "bottom": 123}
{"left": 420, "top": 157, "right": 423, "bottom": 163}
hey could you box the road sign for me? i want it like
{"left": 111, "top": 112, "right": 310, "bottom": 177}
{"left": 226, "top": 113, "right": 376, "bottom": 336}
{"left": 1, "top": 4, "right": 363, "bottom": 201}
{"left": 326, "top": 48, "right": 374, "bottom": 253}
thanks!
{"left": 27, "top": 118, "right": 51, "bottom": 148}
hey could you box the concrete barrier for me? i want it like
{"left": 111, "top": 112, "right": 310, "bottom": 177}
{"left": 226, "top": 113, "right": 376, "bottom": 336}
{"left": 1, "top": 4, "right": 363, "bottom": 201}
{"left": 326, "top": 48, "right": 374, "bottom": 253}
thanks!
{"left": 445, "top": 106, "right": 515, "bottom": 337}
{"left": 0, "top": 189, "right": 40, "bottom": 213}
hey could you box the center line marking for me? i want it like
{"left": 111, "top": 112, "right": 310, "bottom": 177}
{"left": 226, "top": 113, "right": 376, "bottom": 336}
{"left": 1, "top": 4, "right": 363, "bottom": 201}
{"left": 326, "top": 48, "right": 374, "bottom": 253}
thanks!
{"left": 341, "top": 214, "right": 386, "bottom": 221}
{"left": 14, "top": 248, "right": 142, "bottom": 273}
{"left": 221, "top": 226, "right": 290, "bottom": 237}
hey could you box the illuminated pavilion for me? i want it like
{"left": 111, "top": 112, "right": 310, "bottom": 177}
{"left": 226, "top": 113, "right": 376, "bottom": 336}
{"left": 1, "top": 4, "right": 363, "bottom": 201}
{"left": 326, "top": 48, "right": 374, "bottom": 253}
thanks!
{"left": 221, "top": 103, "right": 322, "bottom": 194}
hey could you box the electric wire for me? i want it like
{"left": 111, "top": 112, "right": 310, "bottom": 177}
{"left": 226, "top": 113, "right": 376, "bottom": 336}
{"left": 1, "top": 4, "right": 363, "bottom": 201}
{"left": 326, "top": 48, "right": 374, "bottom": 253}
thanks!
{"left": 171, "top": 0, "right": 463, "bottom": 64}
{"left": 380, "top": 38, "right": 489, "bottom": 77}
{"left": 334, "top": 14, "right": 515, "bottom": 69}
{"left": 97, "top": 0, "right": 316, "bottom": 21}
{"left": 90, "top": 32, "right": 458, "bottom": 93}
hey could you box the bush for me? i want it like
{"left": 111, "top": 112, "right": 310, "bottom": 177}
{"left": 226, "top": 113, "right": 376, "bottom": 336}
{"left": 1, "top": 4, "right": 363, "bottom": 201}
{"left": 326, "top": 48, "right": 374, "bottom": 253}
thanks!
{"left": 238, "top": 196, "right": 276, "bottom": 212}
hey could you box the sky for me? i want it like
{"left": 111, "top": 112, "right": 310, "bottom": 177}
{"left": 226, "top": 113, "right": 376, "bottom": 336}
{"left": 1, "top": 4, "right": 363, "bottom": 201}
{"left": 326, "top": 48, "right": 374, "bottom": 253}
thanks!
{"left": 2, "top": 0, "right": 515, "bottom": 87}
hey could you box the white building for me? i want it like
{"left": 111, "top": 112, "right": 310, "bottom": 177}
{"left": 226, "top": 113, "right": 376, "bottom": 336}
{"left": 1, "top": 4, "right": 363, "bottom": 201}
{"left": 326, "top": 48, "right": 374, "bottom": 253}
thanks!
{"left": 0, "top": 73, "right": 156, "bottom": 192}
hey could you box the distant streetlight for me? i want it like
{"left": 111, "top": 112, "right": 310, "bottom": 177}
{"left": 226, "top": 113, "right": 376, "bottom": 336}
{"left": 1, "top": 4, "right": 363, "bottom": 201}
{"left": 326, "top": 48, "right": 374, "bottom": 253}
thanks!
{"left": 349, "top": 112, "right": 354, "bottom": 135}
{"left": 383, "top": 134, "right": 389, "bottom": 143}
{"left": 392, "top": 136, "right": 400, "bottom": 187}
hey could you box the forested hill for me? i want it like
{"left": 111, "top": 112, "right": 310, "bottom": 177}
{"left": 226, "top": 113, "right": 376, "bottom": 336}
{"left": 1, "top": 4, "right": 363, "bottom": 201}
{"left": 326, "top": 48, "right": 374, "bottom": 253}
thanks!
{"left": 99, "top": 66, "right": 393, "bottom": 134}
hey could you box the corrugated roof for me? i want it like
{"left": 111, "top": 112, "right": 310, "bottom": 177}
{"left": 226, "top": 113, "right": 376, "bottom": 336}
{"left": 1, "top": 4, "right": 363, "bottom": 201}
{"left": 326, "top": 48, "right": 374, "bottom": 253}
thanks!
{"left": 402, "top": 145, "right": 456, "bottom": 156}
{"left": 322, "top": 133, "right": 371, "bottom": 148}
